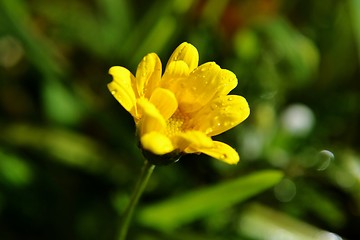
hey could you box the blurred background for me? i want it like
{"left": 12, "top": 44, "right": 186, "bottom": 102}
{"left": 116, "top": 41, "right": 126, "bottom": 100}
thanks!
{"left": 0, "top": 0, "right": 359, "bottom": 239}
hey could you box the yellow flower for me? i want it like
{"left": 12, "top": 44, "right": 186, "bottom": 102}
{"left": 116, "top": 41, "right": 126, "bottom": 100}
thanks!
{"left": 108, "top": 42, "right": 250, "bottom": 164}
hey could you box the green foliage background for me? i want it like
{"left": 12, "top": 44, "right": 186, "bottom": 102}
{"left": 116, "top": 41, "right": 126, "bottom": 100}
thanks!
{"left": 0, "top": 0, "right": 359, "bottom": 239}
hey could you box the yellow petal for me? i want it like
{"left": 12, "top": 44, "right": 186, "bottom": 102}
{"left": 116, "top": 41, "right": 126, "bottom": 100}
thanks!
{"left": 166, "top": 42, "right": 199, "bottom": 72}
{"left": 108, "top": 66, "right": 137, "bottom": 117}
{"left": 149, "top": 88, "right": 178, "bottom": 120}
{"left": 163, "top": 60, "right": 190, "bottom": 80}
{"left": 188, "top": 95, "right": 250, "bottom": 136}
{"left": 135, "top": 53, "right": 162, "bottom": 98}
{"left": 161, "top": 60, "right": 190, "bottom": 91}
{"left": 214, "top": 69, "right": 238, "bottom": 97}
{"left": 137, "top": 99, "right": 166, "bottom": 135}
{"left": 175, "top": 62, "right": 238, "bottom": 113}
{"left": 174, "top": 131, "right": 214, "bottom": 152}
{"left": 197, "top": 141, "right": 240, "bottom": 164}
{"left": 141, "top": 132, "right": 175, "bottom": 155}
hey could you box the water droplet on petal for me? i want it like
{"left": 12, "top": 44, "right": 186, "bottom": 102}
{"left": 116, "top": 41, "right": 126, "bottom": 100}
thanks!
{"left": 210, "top": 103, "right": 217, "bottom": 110}
{"left": 111, "top": 90, "right": 116, "bottom": 95}
{"left": 211, "top": 116, "right": 222, "bottom": 128}
{"left": 220, "top": 153, "right": 227, "bottom": 159}
{"left": 227, "top": 97, "right": 233, "bottom": 101}
{"left": 223, "top": 121, "right": 233, "bottom": 127}
{"left": 206, "top": 128, "right": 213, "bottom": 134}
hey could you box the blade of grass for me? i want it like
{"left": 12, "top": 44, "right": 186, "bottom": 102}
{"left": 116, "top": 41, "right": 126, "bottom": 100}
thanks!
{"left": 137, "top": 170, "right": 283, "bottom": 232}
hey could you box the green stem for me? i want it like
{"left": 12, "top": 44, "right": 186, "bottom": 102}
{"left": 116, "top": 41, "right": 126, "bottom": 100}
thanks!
{"left": 118, "top": 160, "right": 155, "bottom": 240}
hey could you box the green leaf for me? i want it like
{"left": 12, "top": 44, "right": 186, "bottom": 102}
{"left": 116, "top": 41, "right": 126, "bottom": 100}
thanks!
{"left": 137, "top": 170, "right": 283, "bottom": 231}
{"left": 0, "top": 149, "right": 33, "bottom": 187}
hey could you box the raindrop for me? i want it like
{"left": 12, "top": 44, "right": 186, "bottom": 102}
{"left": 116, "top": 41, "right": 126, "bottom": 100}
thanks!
{"left": 211, "top": 102, "right": 219, "bottom": 110}
{"left": 316, "top": 150, "right": 334, "bottom": 171}
{"left": 223, "top": 121, "right": 233, "bottom": 127}
{"left": 206, "top": 128, "right": 213, "bottom": 134}
{"left": 220, "top": 153, "right": 227, "bottom": 159}
{"left": 227, "top": 97, "right": 233, "bottom": 101}
{"left": 211, "top": 116, "right": 222, "bottom": 128}
{"left": 111, "top": 90, "right": 116, "bottom": 95}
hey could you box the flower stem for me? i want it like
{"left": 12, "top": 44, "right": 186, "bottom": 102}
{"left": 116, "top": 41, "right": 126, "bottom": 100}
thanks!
{"left": 118, "top": 160, "right": 155, "bottom": 240}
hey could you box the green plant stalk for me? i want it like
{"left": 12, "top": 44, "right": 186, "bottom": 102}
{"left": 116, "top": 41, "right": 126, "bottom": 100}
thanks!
{"left": 118, "top": 160, "right": 155, "bottom": 240}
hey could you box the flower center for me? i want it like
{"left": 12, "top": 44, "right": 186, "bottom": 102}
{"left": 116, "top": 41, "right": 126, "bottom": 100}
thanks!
{"left": 165, "top": 110, "right": 188, "bottom": 137}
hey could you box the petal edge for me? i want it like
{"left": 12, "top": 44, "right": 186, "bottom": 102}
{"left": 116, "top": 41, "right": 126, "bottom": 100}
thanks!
{"left": 141, "top": 132, "right": 175, "bottom": 155}
{"left": 198, "top": 141, "right": 240, "bottom": 164}
{"left": 108, "top": 66, "right": 137, "bottom": 117}
{"left": 166, "top": 42, "right": 199, "bottom": 72}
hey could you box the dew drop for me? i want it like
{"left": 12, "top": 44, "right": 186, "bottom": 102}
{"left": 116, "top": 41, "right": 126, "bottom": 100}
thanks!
{"left": 316, "top": 150, "right": 334, "bottom": 171}
{"left": 111, "top": 90, "right": 116, "bottom": 95}
{"left": 220, "top": 153, "right": 227, "bottom": 159}
{"left": 227, "top": 97, "right": 233, "bottom": 101}
{"left": 223, "top": 121, "right": 233, "bottom": 127}
{"left": 206, "top": 128, "right": 213, "bottom": 134}
{"left": 210, "top": 103, "right": 218, "bottom": 110}
{"left": 211, "top": 116, "right": 222, "bottom": 128}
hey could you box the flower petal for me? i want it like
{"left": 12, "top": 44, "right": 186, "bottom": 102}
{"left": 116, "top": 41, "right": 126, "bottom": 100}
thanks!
{"left": 149, "top": 88, "right": 178, "bottom": 120}
{"left": 174, "top": 131, "right": 214, "bottom": 152}
{"left": 188, "top": 95, "right": 250, "bottom": 136}
{"left": 214, "top": 69, "right": 238, "bottom": 97}
{"left": 137, "top": 99, "right": 166, "bottom": 135}
{"left": 135, "top": 53, "right": 162, "bottom": 98}
{"left": 166, "top": 42, "right": 199, "bottom": 72}
{"left": 108, "top": 66, "right": 137, "bottom": 117}
{"left": 163, "top": 60, "right": 190, "bottom": 80}
{"left": 161, "top": 60, "right": 190, "bottom": 94}
{"left": 175, "top": 62, "right": 238, "bottom": 113}
{"left": 197, "top": 141, "right": 240, "bottom": 164}
{"left": 141, "top": 132, "right": 175, "bottom": 155}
